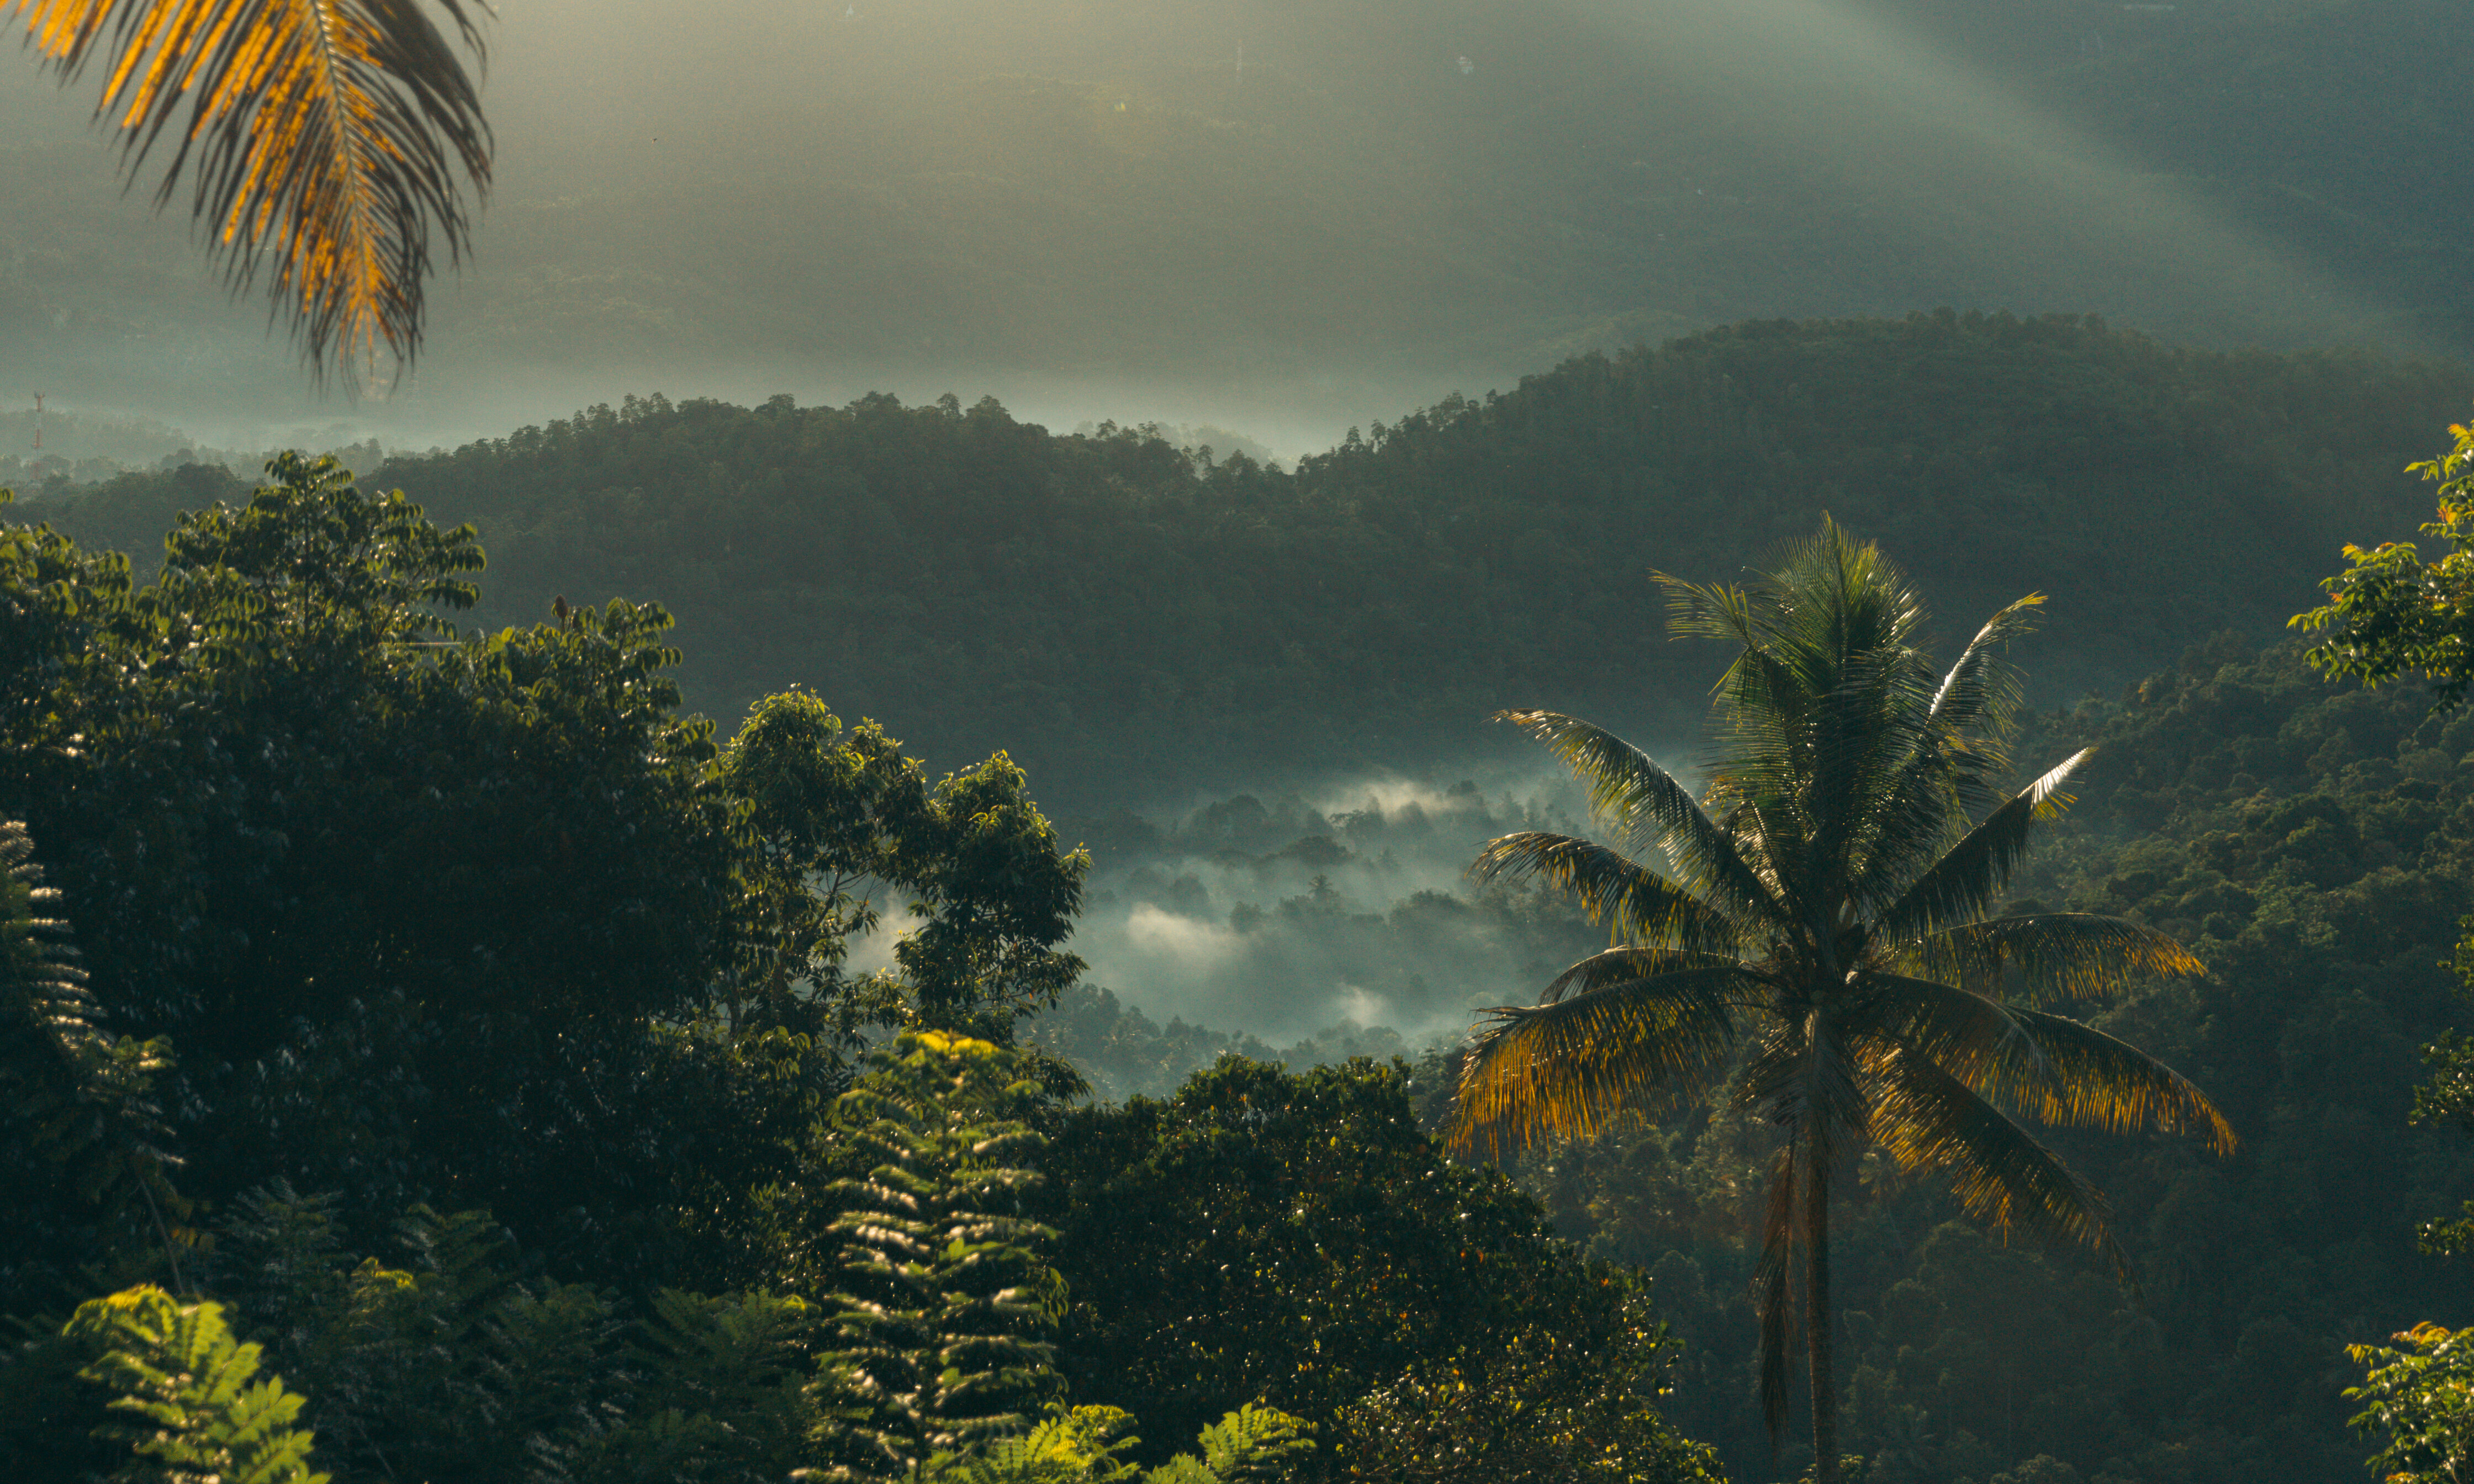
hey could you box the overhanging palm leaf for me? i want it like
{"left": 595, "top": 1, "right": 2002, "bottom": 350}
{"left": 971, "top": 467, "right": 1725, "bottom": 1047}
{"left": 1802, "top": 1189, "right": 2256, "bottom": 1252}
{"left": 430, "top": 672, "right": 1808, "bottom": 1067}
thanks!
{"left": 1981, "top": 1006, "right": 2237, "bottom": 1154}
{"left": 12, "top": 0, "right": 490, "bottom": 387}
{"left": 1450, "top": 520, "right": 2232, "bottom": 1484}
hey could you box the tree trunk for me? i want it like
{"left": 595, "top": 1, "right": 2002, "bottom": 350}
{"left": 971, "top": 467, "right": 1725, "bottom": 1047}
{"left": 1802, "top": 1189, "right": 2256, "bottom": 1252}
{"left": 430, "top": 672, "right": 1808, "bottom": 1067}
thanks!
{"left": 1808, "top": 1152, "right": 1838, "bottom": 1484}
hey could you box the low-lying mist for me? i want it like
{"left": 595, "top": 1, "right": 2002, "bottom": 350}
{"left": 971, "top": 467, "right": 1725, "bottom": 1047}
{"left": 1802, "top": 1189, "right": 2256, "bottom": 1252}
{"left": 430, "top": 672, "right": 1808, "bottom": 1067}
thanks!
{"left": 1017, "top": 750, "right": 1691, "bottom": 1098}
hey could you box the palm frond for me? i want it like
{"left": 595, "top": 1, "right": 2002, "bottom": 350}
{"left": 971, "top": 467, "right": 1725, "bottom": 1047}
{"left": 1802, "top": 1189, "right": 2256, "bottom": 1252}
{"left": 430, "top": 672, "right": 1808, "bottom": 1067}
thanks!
{"left": 1928, "top": 595, "right": 2044, "bottom": 739}
{"left": 1846, "top": 971, "right": 2037, "bottom": 1088}
{"left": 1470, "top": 831, "right": 1743, "bottom": 953}
{"left": 1866, "top": 1037, "right": 2124, "bottom": 1269}
{"left": 12, "top": 0, "right": 491, "bottom": 387}
{"left": 1985, "top": 1006, "right": 2237, "bottom": 1155}
{"left": 1447, "top": 967, "right": 1753, "bottom": 1157}
{"left": 1907, "top": 913, "right": 2205, "bottom": 1004}
{"left": 1872, "top": 749, "right": 2090, "bottom": 943}
{"left": 1802, "top": 647, "right": 1939, "bottom": 898}
{"left": 1495, "top": 709, "right": 1785, "bottom": 928}
{"left": 1731, "top": 1015, "right": 1872, "bottom": 1175}
{"left": 1540, "top": 944, "right": 1757, "bottom": 1002}
{"left": 1836, "top": 595, "right": 2045, "bottom": 902}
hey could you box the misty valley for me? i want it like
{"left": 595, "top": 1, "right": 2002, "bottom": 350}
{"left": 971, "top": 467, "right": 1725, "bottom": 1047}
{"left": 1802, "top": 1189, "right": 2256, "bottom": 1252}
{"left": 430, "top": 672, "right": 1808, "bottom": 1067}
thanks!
{"left": 10, "top": 1, "right": 2474, "bottom": 1482}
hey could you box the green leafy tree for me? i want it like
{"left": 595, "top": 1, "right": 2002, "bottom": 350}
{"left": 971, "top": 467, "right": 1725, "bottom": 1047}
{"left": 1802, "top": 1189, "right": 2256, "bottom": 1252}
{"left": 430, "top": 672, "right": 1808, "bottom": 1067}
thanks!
{"left": 2295, "top": 413, "right": 2474, "bottom": 1260}
{"left": 2349, "top": 1321, "right": 2474, "bottom": 1484}
{"left": 808, "top": 1031, "right": 1065, "bottom": 1482}
{"left": 2293, "top": 412, "right": 2474, "bottom": 704}
{"left": 0, "top": 454, "right": 746, "bottom": 1270}
{"left": 1450, "top": 522, "right": 2235, "bottom": 1484}
{"left": 922, "top": 1402, "right": 1312, "bottom": 1484}
{"left": 715, "top": 691, "right": 1090, "bottom": 1046}
{"left": 1046, "top": 1056, "right": 1719, "bottom": 1483}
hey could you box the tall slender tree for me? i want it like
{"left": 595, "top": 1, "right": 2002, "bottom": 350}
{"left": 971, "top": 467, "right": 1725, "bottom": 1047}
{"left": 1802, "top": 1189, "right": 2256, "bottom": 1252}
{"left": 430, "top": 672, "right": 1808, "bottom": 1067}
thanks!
{"left": 1449, "top": 521, "right": 2236, "bottom": 1484}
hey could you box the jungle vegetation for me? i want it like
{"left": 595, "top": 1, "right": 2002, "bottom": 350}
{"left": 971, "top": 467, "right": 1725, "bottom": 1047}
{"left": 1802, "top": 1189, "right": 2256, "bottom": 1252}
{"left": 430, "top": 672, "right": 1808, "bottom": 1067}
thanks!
{"left": 20, "top": 314, "right": 2471, "bottom": 812}
{"left": 0, "top": 455, "right": 1719, "bottom": 1482}
{"left": 1450, "top": 529, "right": 2233, "bottom": 1484}
{"left": 10, "top": 343, "right": 2474, "bottom": 1484}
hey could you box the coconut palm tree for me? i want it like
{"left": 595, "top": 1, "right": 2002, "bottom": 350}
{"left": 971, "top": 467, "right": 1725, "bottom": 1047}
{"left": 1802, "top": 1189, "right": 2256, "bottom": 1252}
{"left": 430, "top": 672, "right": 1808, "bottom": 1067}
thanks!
{"left": 1449, "top": 521, "right": 2235, "bottom": 1484}
{"left": 9, "top": 0, "right": 491, "bottom": 389}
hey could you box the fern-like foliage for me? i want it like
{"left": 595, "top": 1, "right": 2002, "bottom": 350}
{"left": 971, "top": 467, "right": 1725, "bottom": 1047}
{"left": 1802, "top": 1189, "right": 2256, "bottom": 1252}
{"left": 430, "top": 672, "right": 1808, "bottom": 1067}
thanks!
{"left": 582, "top": 1287, "right": 820, "bottom": 1482}
{"left": 1189, "top": 1404, "right": 1312, "bottom": 1482}
{"left": 924, "top": 1405, "right": 1141, "bottom": 1484}
{"left": 916, "top": 1403, "right": 1313, "bottom": 1484}
{"left": 808, "top": 1031, "right": 1065, "bottom": 1481}
{"left": 65, "top": 1283, "right": 326, "bottom": 1484}
{"left": 0, "top": 819, "right": 182, "bottom": 1271}
{"left": 200, "top": 1188, "right": 635, "bottom": 1484}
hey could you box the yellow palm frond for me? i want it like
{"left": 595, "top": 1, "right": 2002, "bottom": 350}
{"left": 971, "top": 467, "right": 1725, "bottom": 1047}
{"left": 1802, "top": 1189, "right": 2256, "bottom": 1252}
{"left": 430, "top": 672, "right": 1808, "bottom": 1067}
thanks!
{"left": 1447, "top": 967, "right": 1755, "bottom": 1157}
{"left": 11, "top": 0, "right": 490, "bottom": 388}
{"left": 1985, "top": 1006, "right": 2238, "bottom": 1156}
{"left": 1906, "top": 913, "right": 2206, "bottom": 1004}
{"left": 1851, "top": 971, "right": 2037, "bottom": 1086}
{"left": 1866, "top": 1037, "right": 2124, "bottom": 1268}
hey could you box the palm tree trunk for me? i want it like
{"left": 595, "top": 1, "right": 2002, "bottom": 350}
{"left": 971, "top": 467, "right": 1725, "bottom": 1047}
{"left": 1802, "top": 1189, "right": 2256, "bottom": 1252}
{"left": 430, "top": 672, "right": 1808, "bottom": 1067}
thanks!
{"left": 1808, "top": 1151, "right": 1838, "bottom": 1484}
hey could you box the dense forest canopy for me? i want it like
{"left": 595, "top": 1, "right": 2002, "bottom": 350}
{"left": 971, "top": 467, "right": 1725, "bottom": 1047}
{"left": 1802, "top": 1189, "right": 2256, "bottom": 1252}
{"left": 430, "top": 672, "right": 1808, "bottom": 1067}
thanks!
{"left": 8, "top": 0, "right": 2474, "bottom": 1475}
{"left": 12, "top": 348, "right": 2474, "bottom": 1484}
{"left": 24, "top": 315, "right": 2467, "bottom": 814}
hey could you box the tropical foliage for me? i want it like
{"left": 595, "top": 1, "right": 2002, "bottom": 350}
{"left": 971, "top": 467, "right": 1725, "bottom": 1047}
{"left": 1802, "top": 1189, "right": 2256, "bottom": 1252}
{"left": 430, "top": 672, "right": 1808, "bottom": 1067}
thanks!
{"left": 1450, "top": 524, "right": 2234, "bottom": 1483}
{"left": 2348, "top": 1322, "right": 2474, "bottom": 1484}
{"left": 19, "top": 383, "right": 2474, "bottom": 1484}
{"left": 1046, "top": 1057, "right": 1724, "bottom": 1484}
{"left": 2296, "top": 415, "right": 2474, "bottom": 706}
{"left": 810, "top": 1032, "right": 1065, "bottom": 1481}
{"left": 0, "top": 459, "right": 1716, "bottom": 1481}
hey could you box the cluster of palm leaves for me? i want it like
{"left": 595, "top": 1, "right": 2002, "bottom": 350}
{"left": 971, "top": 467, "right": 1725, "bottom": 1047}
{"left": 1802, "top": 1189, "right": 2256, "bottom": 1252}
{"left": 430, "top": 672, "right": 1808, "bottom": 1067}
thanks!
{"left": 8, "top": 0, "right": 490, "bottom": 389}
{"left": 1450, "top": 520, "right": 2235, "bottom": 1484}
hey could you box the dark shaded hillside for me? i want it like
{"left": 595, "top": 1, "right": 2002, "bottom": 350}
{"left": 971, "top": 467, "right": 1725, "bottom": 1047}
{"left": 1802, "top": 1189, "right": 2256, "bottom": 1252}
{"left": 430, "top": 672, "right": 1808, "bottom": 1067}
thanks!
{"left": 22, "top": 315, "right": 2468, "bottom": 809}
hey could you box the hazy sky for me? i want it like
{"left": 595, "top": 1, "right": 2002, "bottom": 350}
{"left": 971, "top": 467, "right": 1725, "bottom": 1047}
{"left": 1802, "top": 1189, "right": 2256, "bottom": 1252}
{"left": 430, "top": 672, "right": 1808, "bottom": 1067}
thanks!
{"left": 0, "top": 0, "right": 2419, "bottom": 457}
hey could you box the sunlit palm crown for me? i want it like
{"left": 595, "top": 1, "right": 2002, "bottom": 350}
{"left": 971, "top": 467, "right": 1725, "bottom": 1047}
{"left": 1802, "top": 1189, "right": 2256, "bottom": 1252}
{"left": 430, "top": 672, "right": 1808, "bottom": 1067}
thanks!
{"left": 1452, "top": 522, "right": 2233, "bottom": 1298}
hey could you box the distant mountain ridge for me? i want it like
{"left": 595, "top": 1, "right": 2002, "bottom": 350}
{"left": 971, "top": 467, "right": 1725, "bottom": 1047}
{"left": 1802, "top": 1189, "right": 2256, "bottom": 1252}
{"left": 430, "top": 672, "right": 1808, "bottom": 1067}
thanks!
{"left": 20, "top": 313, "right": 2470, "bottom": 810}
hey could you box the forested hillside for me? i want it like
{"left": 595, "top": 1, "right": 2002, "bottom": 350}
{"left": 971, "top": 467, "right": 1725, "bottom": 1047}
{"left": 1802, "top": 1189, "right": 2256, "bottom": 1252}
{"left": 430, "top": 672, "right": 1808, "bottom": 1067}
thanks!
{"left": 1419, "top": 633, "right": 2474, "bottom": 1483}
{"left": 25, "top": 314, "right": 2467, "bottom": 810}
{"left": 1009, "top": 629, "right": 2474, "bottom": 1484}
{"left": 15, "top": 320, "right": 2474, "bottom": 1484}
